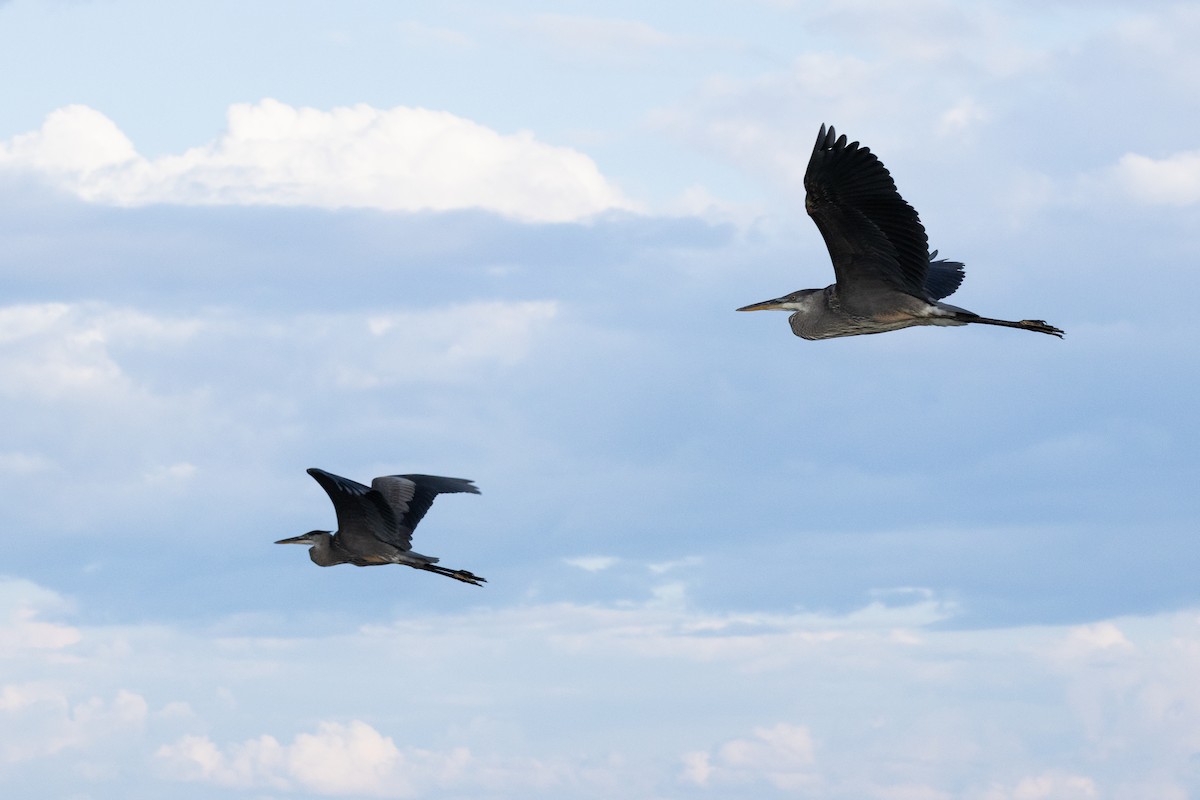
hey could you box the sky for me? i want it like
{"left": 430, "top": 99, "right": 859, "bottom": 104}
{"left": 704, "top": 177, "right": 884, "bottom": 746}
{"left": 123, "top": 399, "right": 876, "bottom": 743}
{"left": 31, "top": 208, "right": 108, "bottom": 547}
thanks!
{"left": 2, "top": 0, "right": 1200, "bottom": 797}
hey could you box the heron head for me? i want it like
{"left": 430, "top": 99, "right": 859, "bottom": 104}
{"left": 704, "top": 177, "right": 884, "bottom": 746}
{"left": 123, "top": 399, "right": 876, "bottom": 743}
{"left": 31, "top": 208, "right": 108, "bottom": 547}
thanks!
{"left": 736, "top": 289, "right": 820, "bottom": 313}
{"left": 275, "top": 530, "right": 329, "bottom": 545}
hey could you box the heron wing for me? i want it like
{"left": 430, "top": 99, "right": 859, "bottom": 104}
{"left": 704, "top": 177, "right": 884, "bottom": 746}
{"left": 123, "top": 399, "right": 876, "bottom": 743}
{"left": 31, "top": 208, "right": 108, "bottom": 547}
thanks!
{"left": 306, "top": 468, "right": 403, "bottom": 553}
{"left": 804, "top": 124, "right": 931, "bottom": 301}
{"left": 373, "top": 474, "right": 480, "bottom": 542}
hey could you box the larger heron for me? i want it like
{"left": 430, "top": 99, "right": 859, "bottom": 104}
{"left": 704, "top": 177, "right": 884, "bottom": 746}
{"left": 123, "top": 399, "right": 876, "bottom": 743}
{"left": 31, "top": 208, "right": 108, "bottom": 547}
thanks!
{"left": 737, "top": 124, "right": 1063, "bottom": 339}
{"left": 276, "top": 468, "right": 485, "bottom": 586}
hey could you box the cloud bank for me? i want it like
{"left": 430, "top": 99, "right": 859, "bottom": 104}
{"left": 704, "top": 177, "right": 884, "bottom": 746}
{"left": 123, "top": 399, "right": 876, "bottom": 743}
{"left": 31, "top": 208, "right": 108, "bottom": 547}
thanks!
{"left": 7, "top": 573, "right": 1200, "bottom": 799}
{"left": 0, "top": 101, "right": 636, "bottom": 222}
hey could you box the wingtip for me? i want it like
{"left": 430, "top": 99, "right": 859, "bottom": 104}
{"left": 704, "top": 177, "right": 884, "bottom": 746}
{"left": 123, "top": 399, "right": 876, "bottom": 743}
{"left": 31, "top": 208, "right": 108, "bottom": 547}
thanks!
{"left": 814, "top": 124, "right": 854, "bottom": 155}
{"left": 447, "top": 477, "right": 482, "bottom": 495}
{"left": 394, "top": 474, "right": 482, "bottom": 495}
{"left": 815, "top": 123, "right": 834, "bottom": 152}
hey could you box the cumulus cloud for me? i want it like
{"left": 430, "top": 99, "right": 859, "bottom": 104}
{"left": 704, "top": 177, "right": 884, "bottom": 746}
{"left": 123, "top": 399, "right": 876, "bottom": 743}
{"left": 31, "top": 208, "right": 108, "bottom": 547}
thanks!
{"left": 0, "top": 578, "right": 80, "bottom": 655}
{"left": 157, "top": 720, "right": 555, "bottom": 797}
{"left": 681, "top": 723, "right": 817, "bottom": 790}
{"left": 1110, "top": 149, "right": 1200, "bottom": 205}
{"left": 0, "top": 100, "right": 636, "bottom": 222}
{"left": 1059, "top": 621, "right": 1133, "bottom": 656}
{"left": 0, "top": 685, "right": 146, "bottom": 763}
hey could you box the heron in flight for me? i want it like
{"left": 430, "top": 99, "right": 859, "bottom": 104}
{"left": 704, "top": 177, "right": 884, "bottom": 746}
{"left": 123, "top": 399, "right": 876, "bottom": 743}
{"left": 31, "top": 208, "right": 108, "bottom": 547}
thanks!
{"left": 276, "top": 468, "right": 485, "bottom": 586}
{"left": 737, "top": 124, "right": 1063, "bottom": 339}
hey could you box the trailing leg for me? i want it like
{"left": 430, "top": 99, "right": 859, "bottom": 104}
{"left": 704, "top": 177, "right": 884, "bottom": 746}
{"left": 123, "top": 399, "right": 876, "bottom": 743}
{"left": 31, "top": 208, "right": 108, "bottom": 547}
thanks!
{"left": 417, "top": 563, "right": 487, "bottom": 586}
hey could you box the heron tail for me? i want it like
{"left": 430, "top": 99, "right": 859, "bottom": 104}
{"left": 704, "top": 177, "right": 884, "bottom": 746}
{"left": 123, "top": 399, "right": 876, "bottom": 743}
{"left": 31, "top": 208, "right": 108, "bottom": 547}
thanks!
{"left": 924, "top": 251, "right": 965, "bottom": 301}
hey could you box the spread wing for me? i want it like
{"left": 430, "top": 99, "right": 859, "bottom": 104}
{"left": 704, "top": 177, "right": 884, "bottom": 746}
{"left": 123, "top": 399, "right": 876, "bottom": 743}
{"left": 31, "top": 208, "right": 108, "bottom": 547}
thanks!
{"left": 372, "top": 474, "right": 480, "bottom": 548}
{"left": 307, "top": 468, "right": 402, "bottom": 553}
{"left": 804, "top": 124, "right": 931, "bottom": 301}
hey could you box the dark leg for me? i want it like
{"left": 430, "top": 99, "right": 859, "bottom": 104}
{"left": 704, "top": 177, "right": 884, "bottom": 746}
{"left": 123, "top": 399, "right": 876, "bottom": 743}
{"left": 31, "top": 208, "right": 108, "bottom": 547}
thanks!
{"left": 418, "top": 564, "right": 487, "bottom": 586}
{"left": 957, "top": 313, "right": 1064, "bottom": 337}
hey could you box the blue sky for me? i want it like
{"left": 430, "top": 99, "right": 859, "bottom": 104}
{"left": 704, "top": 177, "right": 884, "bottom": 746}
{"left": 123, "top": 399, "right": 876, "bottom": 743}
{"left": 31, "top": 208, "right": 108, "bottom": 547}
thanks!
{"left": 2, "top": 0, "right": 1200, "bottom": 797}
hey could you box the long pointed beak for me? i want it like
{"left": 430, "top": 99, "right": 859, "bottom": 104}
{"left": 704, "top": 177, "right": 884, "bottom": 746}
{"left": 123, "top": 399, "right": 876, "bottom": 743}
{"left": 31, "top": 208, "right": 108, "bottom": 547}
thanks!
{"left": 737, "top": 298, "right": 787, "bottom": 312}
{"left": 275, "top": 535, "right": 311, "bottom": 545}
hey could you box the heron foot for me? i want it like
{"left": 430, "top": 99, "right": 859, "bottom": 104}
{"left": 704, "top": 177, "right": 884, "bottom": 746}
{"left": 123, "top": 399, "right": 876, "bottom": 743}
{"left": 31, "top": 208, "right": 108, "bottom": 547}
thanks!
{"left": 1018, "top": 320, "right": 1065, "bottom": 338}
{"left": 453, "top": 570, "right": 487, "bottom": 586}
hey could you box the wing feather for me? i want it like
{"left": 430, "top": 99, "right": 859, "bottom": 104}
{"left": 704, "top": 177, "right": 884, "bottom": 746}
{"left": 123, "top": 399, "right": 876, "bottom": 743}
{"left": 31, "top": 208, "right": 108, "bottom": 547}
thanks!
{"left": 370, "top": 475, "right": 419, "bottom": 549}
{"left": 804, "top": 125, "right": 931, "bottom": 300}
{"left": 376, "top": 474, "right": 480, "bottom": 543}
{"left": 307, "top": 468, "right": 401, "bottom": 553}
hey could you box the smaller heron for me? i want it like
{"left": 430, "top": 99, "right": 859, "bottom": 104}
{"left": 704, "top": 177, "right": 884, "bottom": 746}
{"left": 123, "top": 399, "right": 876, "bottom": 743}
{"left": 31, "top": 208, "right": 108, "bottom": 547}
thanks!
{"left": 276, "top": 468, "right": 485, "bottom": 586}
{"left": 737, "top": 124, "right": 1064, "bottom": 340}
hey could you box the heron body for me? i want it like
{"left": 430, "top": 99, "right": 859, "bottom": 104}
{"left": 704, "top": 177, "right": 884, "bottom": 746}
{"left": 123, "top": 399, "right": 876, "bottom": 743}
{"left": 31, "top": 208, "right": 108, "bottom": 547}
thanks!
{"left": 276, "top": 468, "right": 485, "bottom": 586}
{"left": 737, "top": 125, "right": 1063, "bottom": 340}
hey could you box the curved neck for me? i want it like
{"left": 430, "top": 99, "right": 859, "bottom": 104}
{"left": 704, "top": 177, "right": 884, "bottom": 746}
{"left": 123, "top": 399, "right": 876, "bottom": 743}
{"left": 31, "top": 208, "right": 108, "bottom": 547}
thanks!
{"left": 307, "top": 532, "right": 343, "bottom": 567}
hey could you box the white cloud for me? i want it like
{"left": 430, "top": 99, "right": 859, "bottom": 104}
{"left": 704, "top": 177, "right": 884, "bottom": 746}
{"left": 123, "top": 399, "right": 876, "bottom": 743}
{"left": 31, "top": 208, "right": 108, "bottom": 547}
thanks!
{"left": 938, "top": 97, "right": 989, "bottom": 136}
{"left": 681, "top": 722, "right": 816, "bottom": 790}
{"left": 986, "top": 772, "right": 1099, "bottom": 800}
{"left": 0, "top": 303, "right": 129, "bottom": 400}
{"left": 352, "top": 301, "right": 559, "bottom": 387}
{"left": 0, "top": 609, "right": 79, "bottom": 653}
{"left": 0, "top": 685, "right": 147, "bottom": 763}
{"left": 648, "top": 52, "right": 883, "bottom": 190}
{"left": 0, "top": 579, "right": 80, "bottom": 655}
{"left": 156, "top": 733, "right": 285, "bottom": 790}
{"left": 0, "top": 100, "right": 636, "bottom": 222}
{"left": 564, "top": 555, "right": 619, "bottom": 572}
{"left": 1111, "top": 149, "right": 1200, "bottom": 205}
{"left": 0, "top": 105, "right": 137, "bottom": 175}
{"left": 0, "top": 303, "right": 208, "bottom": 401}
{"left": 158, "top": 720, "right": 553, "bottom": 797}
{"left": 1060, "top": 621, "right": 1133, "bottom": 655}
{"left": 648, "top": 555, "right": 702, "bottom": 574}
{"left": 6, "top": 572, "right": 1200, "bottom": 798}
{"left": 0, "top": 300, "right": 559, "bottom": 402}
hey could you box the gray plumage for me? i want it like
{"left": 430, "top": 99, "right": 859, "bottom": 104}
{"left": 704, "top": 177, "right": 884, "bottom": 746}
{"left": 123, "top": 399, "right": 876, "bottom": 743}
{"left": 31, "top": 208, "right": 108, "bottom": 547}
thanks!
{"left": 275, "top": 468, "right": 485, "bottom": 586}
{"left": 737, "top": 124, "right": 1063, "bottom": 340}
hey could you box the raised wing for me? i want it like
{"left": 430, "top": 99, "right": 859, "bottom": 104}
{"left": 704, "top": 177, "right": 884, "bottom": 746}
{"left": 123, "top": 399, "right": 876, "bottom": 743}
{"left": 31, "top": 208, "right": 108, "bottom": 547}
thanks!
{"left": 804, "top": 124, "right": 931, "bottom": 300}
{"left": 307, "top": 468, "right": 401, "bottom": 552}
{"left": 373, "top": 474, "right": 480, "bottom": 546}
